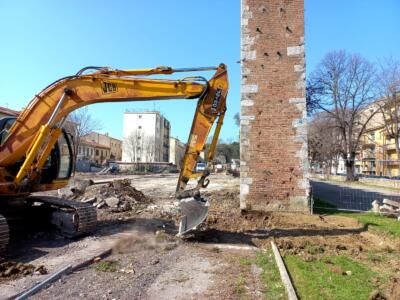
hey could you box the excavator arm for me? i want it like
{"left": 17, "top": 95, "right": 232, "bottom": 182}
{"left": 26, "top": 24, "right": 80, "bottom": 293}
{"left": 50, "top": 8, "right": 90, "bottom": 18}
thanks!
{"left": 0, "top": 64, "right": 228, "bottom": 235}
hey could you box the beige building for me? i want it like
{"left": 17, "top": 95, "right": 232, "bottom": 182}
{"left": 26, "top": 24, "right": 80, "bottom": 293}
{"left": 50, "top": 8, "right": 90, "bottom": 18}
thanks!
{"left": 84, "top": 132, "right": 122, "bottom": 161}
{"left": 0, "top": 106, "right": 19, "bottom": 118}
{"left": 169, "top": 137, "right": 185, "bottom": 168}
{"left": 77, "top": 140, "right": 111, "bottom": 165}
{"left": 359, "top": 95, "right": 400, "bottom": 177}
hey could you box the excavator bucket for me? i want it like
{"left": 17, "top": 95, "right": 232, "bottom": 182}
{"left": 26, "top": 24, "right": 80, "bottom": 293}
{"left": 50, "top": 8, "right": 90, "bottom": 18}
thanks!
{"left": 178, "top": 196, "right": 210, "bottom": 236}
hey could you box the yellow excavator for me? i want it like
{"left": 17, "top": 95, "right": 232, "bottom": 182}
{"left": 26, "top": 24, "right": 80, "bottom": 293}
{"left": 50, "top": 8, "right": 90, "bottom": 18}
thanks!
{"left": 0, "top": 64, "right": 228, "bottom": 251}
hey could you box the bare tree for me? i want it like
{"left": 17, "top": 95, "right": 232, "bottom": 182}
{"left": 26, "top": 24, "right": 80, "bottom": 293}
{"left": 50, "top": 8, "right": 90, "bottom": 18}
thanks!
{"left": 308, "top": 112, "right": 342, "bottom": 176}
{"left": 308, "top": 50, "right": 377, "bottom": 180}
{"left": 233, "top": 112, "right": 240, "bottom": 126}
{"left": 376, "top": 58, "right": 400, "bottom": 167}
{"left": 123, "top": 131, "right": 156, "bottom": 163}
{"left": 123, "top": 130, "right": 143, "bottom": 162}
{"left": 143, "top": 135, "right": 155, "bottom": 162}
{"left": 66, "top": 107, "right": 102, "bottom": 163}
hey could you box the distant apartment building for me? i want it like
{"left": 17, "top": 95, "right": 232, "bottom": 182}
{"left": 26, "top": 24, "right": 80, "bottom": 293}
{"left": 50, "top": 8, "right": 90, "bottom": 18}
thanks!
{"left": 122, "top": 111, "right": 170, "bottom": 163}
{"left": 319, "top": 93, "right": 400, "bottom": 177}
{"left": 360, "top": 117, "right": 400, "bottom": 177}
{"left": 84, "top": 132, "right": 122, "bottom": 161}
{"left": 169, "top": 137, "right": 185, "bottom": 168}
{"left": 358, "top": 95, "right": 400, "bottom": 177}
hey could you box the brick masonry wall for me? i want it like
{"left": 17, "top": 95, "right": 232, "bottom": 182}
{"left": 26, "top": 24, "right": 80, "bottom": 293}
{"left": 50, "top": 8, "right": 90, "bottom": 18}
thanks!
{"left": 240, "top": 0, "right": 309, "bottom": 212}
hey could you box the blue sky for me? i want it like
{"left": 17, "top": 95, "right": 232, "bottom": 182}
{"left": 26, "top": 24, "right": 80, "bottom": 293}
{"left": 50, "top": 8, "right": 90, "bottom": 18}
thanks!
{"left": 0, "top": 1, "right": 399, "bottom": 142}
{"left": 305, "top": 0, "right": 400, "bottom": 73}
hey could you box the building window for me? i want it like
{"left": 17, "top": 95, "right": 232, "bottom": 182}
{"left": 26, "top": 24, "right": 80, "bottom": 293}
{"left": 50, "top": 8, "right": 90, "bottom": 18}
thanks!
{"left": 370, "top": 132, "right": 375, "bottom": 141}
{"left": 96, "top": 149, "right": 99, "bottom": 156}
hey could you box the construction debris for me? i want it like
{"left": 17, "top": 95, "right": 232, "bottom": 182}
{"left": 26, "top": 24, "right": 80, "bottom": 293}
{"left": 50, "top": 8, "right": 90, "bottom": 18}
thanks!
{"left": 383, "top": 198, "right": 400, "bottom": 209}
{"left": 371, "top": 200, "right": 380, "bottom": 213}
{"left": 104, "top": 197, "right": 120, "bottom": 208}
{"left": 82, "top": 197, "right": 97, "bottom": 204}
{"left": 98, "top": 164, "right": 119, "bottom": 175}
{"left": 59, "top": 178, "right": 152, "bottom": 213}
{"left": 0, "top": 258, "right": 47, "bottom": 280}
{"left": 370, "top": 199, "right": 400, "bottom": 218}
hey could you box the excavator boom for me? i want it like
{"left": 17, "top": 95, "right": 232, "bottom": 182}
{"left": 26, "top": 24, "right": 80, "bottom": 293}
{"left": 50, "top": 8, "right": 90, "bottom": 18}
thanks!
{"left": 0, "top": 64, "right": 228, "bottom": 246}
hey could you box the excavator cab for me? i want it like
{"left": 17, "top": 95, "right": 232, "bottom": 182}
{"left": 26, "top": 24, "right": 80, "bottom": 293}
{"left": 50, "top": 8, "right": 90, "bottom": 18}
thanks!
{"left": 0, "top": 117, "right": 17, "bottom": 145}
{"left": 40, "top": 129, "right": 74, "bottom": 183}
{"left": 0, "top": 116, "right": 74, "bottom": 185}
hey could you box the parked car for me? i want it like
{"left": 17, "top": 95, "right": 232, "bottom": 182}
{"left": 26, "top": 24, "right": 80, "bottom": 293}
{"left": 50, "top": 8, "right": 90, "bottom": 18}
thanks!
{"left": 214, "top": 164, "right": 224, "bottom": 173}
{"left": 228, "top": 159, "right": 240, "bottom": 177}
{"left": 195, "top": 162, "right": 207, "bottom": 172}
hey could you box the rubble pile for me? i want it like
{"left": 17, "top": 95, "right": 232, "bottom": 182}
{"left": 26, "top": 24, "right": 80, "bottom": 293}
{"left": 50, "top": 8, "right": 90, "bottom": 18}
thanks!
{"left": 371, "top": 199, "right": 400, "bottom": 220}
{"left": 79, "top": 179, "right": 152, "bottom": 213}
{"left": 0, "top": 258, "right": 47, "bottom": 279}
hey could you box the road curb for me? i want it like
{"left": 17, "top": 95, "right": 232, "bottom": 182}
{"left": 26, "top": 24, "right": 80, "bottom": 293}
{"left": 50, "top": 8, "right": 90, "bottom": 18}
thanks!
{"left": 10, "top": 248, "right": 112, "bottom": 300}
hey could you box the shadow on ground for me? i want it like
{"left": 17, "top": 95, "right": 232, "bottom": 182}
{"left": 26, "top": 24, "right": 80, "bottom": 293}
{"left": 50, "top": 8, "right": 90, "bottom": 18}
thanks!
{"left": 186, "top": 226, "right": 367, "bottom": 247}
{"left": 4, "top": 217, "right": 177, "bottom": 263}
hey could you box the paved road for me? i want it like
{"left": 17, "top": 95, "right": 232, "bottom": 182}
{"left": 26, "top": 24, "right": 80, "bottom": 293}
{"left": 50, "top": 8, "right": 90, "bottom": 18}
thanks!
{"left": 311, "top": 179, "right": 400, "bottom": 211}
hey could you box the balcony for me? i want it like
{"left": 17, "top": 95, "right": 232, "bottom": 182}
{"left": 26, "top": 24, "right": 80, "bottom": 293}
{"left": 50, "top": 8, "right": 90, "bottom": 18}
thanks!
{"left": 386, "top": 160, "right": 400, "bottom": 166}
{"left": 385, "top": 144, "right": 397, "bottom": 150}
{"left": 361, "top": 135, "right": 376, "bottom": 148}
{"left": 362, "top": 150, "right": 375, "bottom": 160}
{"left": 361, "top": 163, "right": 375, "bottom": 172}
{"left": 362, "top": 142, "right": 375, "bottom": 148}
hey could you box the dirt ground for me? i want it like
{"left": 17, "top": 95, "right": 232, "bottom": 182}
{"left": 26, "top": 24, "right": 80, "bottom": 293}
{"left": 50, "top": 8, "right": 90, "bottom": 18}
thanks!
{"left": 1, "top": 173, "right": 400, "bottom": 299}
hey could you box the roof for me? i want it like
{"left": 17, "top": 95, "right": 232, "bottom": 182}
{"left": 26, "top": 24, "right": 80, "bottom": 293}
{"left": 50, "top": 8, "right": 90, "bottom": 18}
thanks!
{"left": 86, "top": 131, "right": 122, "bottom": 143}
{"left": 124, "top": 110, "right": 161, "bottom": 115}
{"left": 0, "top": 106, "right": 19, "bottom": 117}
{"left": 80, "top": 139, "right": 111, "bottom": 149}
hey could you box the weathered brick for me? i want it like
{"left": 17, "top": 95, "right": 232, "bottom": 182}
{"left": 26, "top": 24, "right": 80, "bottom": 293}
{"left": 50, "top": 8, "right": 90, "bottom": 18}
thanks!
{"left": 240, "top": 0, "right": 309, "bottom": 212}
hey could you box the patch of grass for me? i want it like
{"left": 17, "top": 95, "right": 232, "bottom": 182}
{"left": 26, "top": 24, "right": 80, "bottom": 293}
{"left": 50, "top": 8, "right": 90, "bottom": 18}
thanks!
{"left": 154, "top": 230, "right": 168, "bottom": 242}
{"left": 305, "top": 244, "right": 325, "bottom": 255}
{"left": 239, "top": 257, "right": 252, "bottom": 266}
{"left": 284, "top": 255, "right": 379, "bottom": 300}
{"left": 313, "top": 198, "right": 400, "bottom": 237}
{"left": 235, "top": 275, "right": 247, "bottom": 298}
{"left": 339, "top": 212, "right": 400, "bottom": 237}
{"left": 367, "top": 251, "right": 383, "bottom": 263}
{"left": 93, "top": 260, "right": 119, "bottom": 272}
{"left": 255, "top": 250, "right": 287, "bottom": 300}
{"left": 210, "top": 247, "right": 221, "bottom": 253}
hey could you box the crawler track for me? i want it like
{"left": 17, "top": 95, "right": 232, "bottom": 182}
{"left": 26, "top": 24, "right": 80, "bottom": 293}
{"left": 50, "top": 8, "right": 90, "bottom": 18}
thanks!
{"left": 0, "top": 214, "right": 9, "bottom": 252}
{"left": 27, "top": 196, "right": 97, "bottom": 238}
